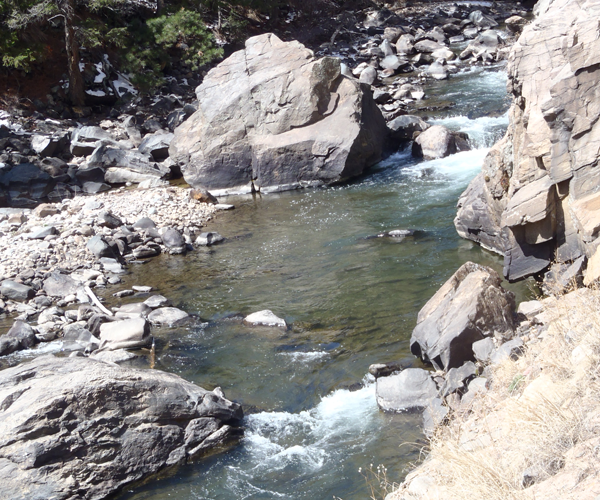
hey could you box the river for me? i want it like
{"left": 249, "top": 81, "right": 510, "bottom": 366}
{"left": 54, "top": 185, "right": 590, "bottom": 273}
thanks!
{"left": 98, "top": 64, "right": 529, "bottom": 500}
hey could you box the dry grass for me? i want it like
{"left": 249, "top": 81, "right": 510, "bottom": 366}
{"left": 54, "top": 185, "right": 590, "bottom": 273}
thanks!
{"left": 390, "top": 285, "right": 600, "bottom": 500}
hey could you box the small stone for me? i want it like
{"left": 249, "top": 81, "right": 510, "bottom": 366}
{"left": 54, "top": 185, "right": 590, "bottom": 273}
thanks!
{"left": 144, "top": 295, "right": 171, "bottom": 309}
{"left": 369, "top": 362, "right": 401, "bottom": 378}
{"left": 97, "top": 211, "right": 123, "bottom": 229}
{"left": 33, "top": 204, "right": 59, "bottom": 218}
{"left": 190, "top": 189, "right": 218, "bottom": 204}
{"left": 113, "top": 289, "right": 134, "bottom": 298}
{"left": 133, "top": 217, "right": 157, "bottom": 230}
{"left": 244, "top": 310, "right": 286, "bottom": 328}
{"left": 27, "top": 226, "right": 58, "bottom": 239}
{"left": 147, "top": 307, "right": 189, "bottom": 326}
{"left": 132, "top": 285, "right": 152, "bottom": 293}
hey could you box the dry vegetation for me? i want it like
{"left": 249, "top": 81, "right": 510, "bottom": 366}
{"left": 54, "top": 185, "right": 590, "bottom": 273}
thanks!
{"left": 389, "top": 285, "right": 600, "bottom": 500}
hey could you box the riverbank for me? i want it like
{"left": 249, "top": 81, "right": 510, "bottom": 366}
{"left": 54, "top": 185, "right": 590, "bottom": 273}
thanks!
{"left": 388, "top": 285, "right": 600, "bottom": 500}
{"left": 387, "top": 0, "right": 600, "bottom": 497}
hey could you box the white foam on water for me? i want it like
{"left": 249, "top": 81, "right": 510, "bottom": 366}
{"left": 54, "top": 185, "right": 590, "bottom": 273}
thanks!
{"left": 279, "top": 351, "right": 330, "bottom": 363}
{"left": 10, "top": 340, "right": 64, "bottom": 360}
{"left": 243, "top": 382, "right": 377, "bottom": 475}
{"left": 403, "top": 148, "right": 490, "bottom": 194}
{"left": 433, "top": 113, "right": 509, "bottom": 149}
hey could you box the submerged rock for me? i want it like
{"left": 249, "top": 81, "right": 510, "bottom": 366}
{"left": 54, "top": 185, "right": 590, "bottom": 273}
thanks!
{"left": 169, "top": 33, "right": 387, "bottom": 194}
{"left": 147, "top": 307, "right": 190, "bottom": 327}
{"left": 0, "top": 356, "right": 243, "bottom": 500}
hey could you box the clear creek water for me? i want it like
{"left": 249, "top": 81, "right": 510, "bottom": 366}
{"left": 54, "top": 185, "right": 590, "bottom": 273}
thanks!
{"left": 108, "top": 65, "right": 529, "bottom": 500}
{"left": 7, "top": 65, "right": 527, "bottom": 500}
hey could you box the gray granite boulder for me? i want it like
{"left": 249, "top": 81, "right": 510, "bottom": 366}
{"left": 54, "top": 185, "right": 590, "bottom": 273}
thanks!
{"left": 412, "top": 125, "right": 470, "bottom": 160}
{"left": 169, "top": 33, "right": 387, "bottom": 194}
{"left": 0, "top": 355, "right": 242, "bottom": 500}
{"left": 0, "top": 280, "right": 34, "bottom": 301}
{"left": 410, "top": 262, "right": 516, "bottom": 371}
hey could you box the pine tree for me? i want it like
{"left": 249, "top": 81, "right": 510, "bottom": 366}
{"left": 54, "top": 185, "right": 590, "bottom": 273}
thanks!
{"left": 2, "top": 0, "right": 147, "bottom": 106}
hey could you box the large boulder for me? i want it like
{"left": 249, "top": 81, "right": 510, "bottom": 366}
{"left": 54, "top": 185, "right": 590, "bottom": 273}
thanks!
{"left": 0, "top": 163, "right": 55, "bottom": 206}
{"left": 169, "top": 33, "right": 387, "bottom": 194}
{"left": 0, "top": 355, "right": 243, "bottom": 500}
{"left": 410, "top": 262, "right": 516, "bottom": 371}
{"left": 454, "top": 0, "right": 600, "bottom": 281}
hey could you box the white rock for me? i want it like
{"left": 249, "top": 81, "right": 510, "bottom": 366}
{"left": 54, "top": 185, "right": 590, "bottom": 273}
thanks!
{"left": 244, "top": 310, "right": 286, "bottom": 328}
{"left": 147, "top": 307, "right": 189, "bottom": 326}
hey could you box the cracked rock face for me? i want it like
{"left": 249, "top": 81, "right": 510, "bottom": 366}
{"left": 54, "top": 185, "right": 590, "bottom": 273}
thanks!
{"left": 0, "top": 355, "right": 243, "bottom": 500}
{"left": 454, "top": 0, "right": 600, "bottom": 281}
{"left": 169, "top": 33, "right": 387, "bottom": 194}
{"left": 410, "top": 262, "right": 516, "bottom": 371}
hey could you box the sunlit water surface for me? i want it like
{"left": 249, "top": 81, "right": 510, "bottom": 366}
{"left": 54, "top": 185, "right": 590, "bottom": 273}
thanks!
{"left": 4, "top": 67, "right": 529, "bottom": 500}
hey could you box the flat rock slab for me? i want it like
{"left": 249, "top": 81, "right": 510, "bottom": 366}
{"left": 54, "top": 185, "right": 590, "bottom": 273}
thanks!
{"left": 0, "top": 355, "right": 243, "bottom": 500}
{"left": 99, "top": 317, "right": 151, "bottom": 350}
{"left": 144, "top": 295, "right": 171, "bottom": 309}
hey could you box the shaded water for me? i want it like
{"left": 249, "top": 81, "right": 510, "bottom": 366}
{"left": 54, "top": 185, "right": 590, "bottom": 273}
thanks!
{"left": 111, "top": 68, "right": 528, "bottom": 499}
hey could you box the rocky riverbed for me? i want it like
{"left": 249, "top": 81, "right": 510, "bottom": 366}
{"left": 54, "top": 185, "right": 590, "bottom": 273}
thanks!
{"left": 0, "top": 1, "right": 545, "bottom": 499}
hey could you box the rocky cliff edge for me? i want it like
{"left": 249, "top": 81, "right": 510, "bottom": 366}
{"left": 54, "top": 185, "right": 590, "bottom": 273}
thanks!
{"left": 455, "top": 0, "right": 600, "bottom": 282}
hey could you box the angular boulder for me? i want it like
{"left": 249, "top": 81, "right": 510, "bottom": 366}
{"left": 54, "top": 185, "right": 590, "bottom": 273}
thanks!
{"left": 0, "top": 355, "right": 243, "bottom": 500}
{"left": 99, "top": 317, "right": 151, "bottom": 350}
{"left": 387, "top": 115, "right": 430, "bottom": 143}
{"left": 410, "top": 262, "right": 516, "bottom": 371}
{"left": 138, "top": 132, "right": 174, "bottom": 161}
{"left": 376, "top": 368, "right": 438, "bottom": 412}
{"left": 169, "top": 33, "right": 387, "bottom": 194}
{"left": 89, "top": 145, "right": 170, "bottom": 185}
{"left": 0, "top": 280, "right": 34, "bottom": 301}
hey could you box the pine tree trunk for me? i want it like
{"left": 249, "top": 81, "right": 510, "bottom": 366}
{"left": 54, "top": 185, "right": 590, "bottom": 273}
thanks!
{"left": 63, "top": 0, "right": 85, "bottom": 106}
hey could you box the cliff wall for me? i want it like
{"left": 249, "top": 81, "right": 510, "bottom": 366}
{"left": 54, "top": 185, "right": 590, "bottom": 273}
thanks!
{"left": 455, "top": 0, "right": 600, "bottom": 281}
